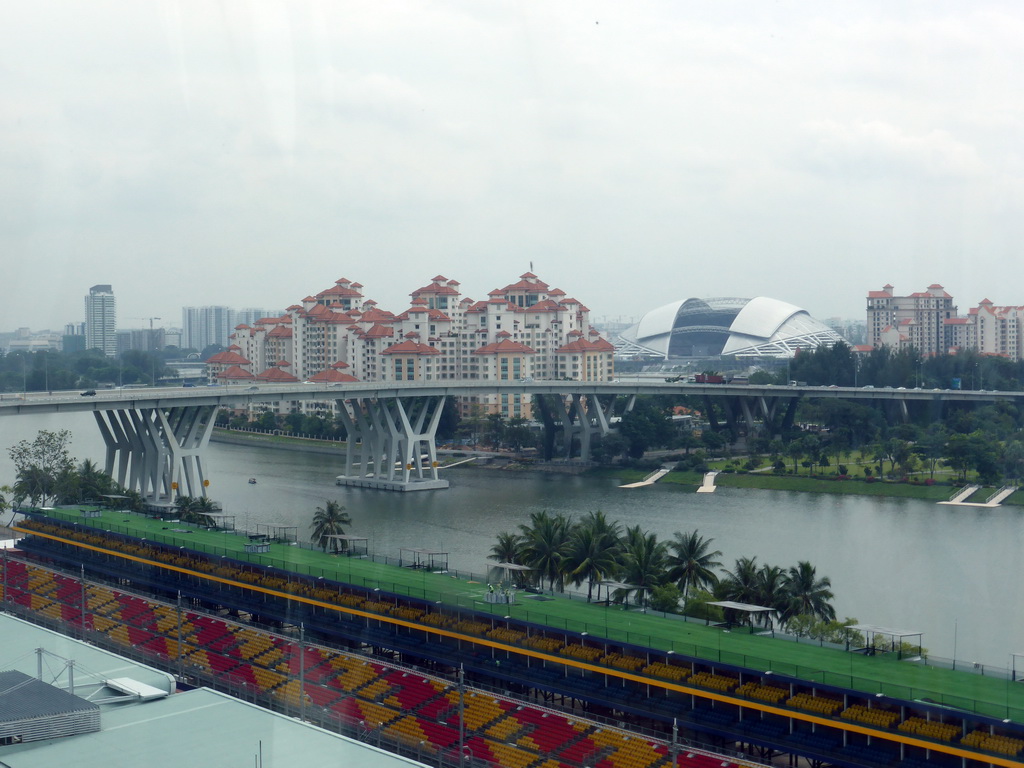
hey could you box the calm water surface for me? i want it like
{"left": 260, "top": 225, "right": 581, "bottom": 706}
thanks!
{"left": 2, "top": 412, "right": 1022, "bottom": 667}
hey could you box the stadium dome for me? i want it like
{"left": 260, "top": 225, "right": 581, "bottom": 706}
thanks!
{"left": 616, "top": 296, "right": 843, "bottom": 359}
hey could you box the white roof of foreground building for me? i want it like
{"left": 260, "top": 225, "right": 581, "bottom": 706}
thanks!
{"left": 0, "top": 614, "right": 425, "bottom": 768}
{"left": 616, "top": 296, "right": 843, "bottom": 359}
{"left": 2, "top": 687, "right": 427, "bottom": 768}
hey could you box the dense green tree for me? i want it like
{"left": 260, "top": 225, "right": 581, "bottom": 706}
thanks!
{"left": 8, "top": 429, "right": 74, "bottom": 506}
{"left": 504, "top": 418, "right": 534, "bottom": 452}
{"left": 619, "top": 399, "right": 674, "bottom": 459}
{"left": 649, "top": 583, "right": 683, "bottom": 614}
{"left": 913, "top": 424, "right": 948, "bottom": 479}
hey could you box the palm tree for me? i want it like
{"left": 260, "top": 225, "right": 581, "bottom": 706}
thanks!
{"left": 0, "top": 484, "right": 13, "bottom": 526}
{"left": 518, "top": 511, "right": 573, "bottom": 593}
{"left": 192, "top": 496, "right": 218, "bottom": 527}
{"left": 781, "top": 560, "right": 836, "bottom": 626}
{"left": 616, "top": 525, "right": 666, "bottom": 610}
{"left": 717, "top": 556, "right": 760, "bottom": 626}
{"left": 563, "top": 511, "right": 622, "bottom": 602}
{"left": 175, "top": 495, "right": 197, "bottom": 522}
{"left": 488, "top": 532, "right": 527, "bottom": 587}
{"left": 489, "top": 531, "right": 524, "bottom": 564}
{"left": 77, "top": 459, "right": 113, "bottom": 502}
{"left": 311, "top": 500, "right": 352, "bottom": 553}
{"left": 665, "top": 530, "right": 722, "bottom": 600}
{"left": 754, "top": 563, "right": 787, "bottom": 628}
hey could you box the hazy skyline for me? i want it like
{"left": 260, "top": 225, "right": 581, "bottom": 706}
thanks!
{"left": 3, "top": 2, "right": 1022, "bottom": 332}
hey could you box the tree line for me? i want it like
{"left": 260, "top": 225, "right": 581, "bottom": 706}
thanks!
{"left": 3, "top": 430, "right": 147, "bottom": 513}
{"left": 489, "top": 511, "right": 839, "bottom": 636}
{"left": 0, "top": 348, "right": 177, "bottom": 392}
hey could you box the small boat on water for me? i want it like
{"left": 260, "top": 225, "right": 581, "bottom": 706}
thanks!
{"left": 248, "top": 477, "right": 257, "bottom": 484}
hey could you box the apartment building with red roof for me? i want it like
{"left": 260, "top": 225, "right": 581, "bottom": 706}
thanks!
{"left": 210, "top": 272, "right": 614, "bottom": 417}
{"left": 867, "top": 285, "right": 1024, "bottom": 361}
{"left": 866, "top": 284, "right": 957, "bottom": 356}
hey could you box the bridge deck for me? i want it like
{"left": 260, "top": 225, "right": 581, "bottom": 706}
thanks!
{"left": 29, "top": 505, "right": 1024, "bottom": 722}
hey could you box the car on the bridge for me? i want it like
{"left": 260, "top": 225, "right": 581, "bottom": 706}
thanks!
{"left": 80, "top": 389, "right": 96, "bottom": 397}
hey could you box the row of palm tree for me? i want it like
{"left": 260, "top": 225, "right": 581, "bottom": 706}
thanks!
{"left": 491, "top": 512, "right": 836, "bottom": 629}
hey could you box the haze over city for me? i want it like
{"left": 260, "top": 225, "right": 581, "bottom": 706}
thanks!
{"left": 2, "top": 1, "right": 1022, "bottom": 331}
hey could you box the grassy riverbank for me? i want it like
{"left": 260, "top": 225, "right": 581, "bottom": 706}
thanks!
{"left": 587, "top": 466, "right": 1024, "bottom": 504}
{"left": 212, "top": 427, "right": 1023, "bottom": 505}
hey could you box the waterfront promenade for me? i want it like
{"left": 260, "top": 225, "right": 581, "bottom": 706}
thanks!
{"left": 29, "top": 505, "right": 1024, "bottom": 723}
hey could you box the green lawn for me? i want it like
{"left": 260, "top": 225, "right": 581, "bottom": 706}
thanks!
{"left": 33, "top": 505, "right": 1024, "bottom": 723}
{"left": 589, "top": 466, "right": 961, "bottom": 500}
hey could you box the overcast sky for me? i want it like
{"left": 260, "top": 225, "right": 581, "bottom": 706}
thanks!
{"left": 2, "top": 1, "right": 1022, "bottom": 333}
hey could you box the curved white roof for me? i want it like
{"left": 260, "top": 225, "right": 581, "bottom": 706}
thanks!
{"left": 616, "top": 295, "right": 842, "bottom": 359}
{"left": 634, "top": 299, "right": 686, "bottom": 342}
{"left": 729, "top": 297, "right": 802, "bottom": 339}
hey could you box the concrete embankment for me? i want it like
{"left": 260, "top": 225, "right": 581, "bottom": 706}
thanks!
{"left": 210, "top": 429, "right": 346, "bottom": 456}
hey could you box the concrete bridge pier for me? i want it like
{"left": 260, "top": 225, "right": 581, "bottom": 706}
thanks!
{"left": 336, "top": 395, "right": 448, "bottom": 491}
{"left": 93, "top": 405, "right": 219, "bottom": 508}
{"left": 533, "top": 392, "right": 633, "bottom": 461}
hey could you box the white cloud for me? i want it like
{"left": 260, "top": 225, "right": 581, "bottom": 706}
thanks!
{"left": 798, "top": 120, "right": 986, "bottom": 181}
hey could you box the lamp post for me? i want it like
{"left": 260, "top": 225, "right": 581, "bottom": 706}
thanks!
{"left": 457, "top": 664, "right": 465, "bottom": 757}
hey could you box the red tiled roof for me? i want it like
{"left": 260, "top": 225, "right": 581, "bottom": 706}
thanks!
{"left": 255, "top": 366, "right": 300, "bottom": 382}
{"left": 556, "top": 338, "right": 614, "bottom": 354}
{"left": 474, "top": 339, "right": 536, "bottom": 355}
{"left": 267, "top": 326, "right": 292, "bottom": 338}
{"left": 316, "top": 283, "right": 363, "bottom": 299}
{"left": 306, "top": 368, "right": 359, "bottom": 383}
{"left": 363, "top": 324, "right": 394, "bottom": 339}
{"left": 411, "top": 283, "right": 461, "bottom": 296}
{"left": 499, "top": 276, "right": 550, "bottom": 293}
{"left": 867, "top": 291, "right": 891, "bottom": 298}
{"left": 206, "top": 349, "right": 251, "bottom": 365}
{"left": 381, "top": 340, "right": 441, "bottom": 356}
{"left": 526, "top": 299, "right": 561, "bottom": 311}
{"left": 359, "top": 308, "right": 396, "bottom": 323}
{"left": 215, "top": 365, "right": 255, "bottom": 380}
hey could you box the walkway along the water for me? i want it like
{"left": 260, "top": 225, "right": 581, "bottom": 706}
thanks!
{"left": 938, "top": 484, "right": 1017, "bottom": 508}
{"left": 696, "top": 470, "right": 720, "bottom": 494}
{"left": 619, "top": 466, "right": 672, "bottom": 488}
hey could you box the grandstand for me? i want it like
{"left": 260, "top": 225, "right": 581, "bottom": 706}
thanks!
{"left": 1, "top": 557, "right": 750, "bottom": 768}
{"left": 8, "top": 508, "right": 1024, "bottom": 768}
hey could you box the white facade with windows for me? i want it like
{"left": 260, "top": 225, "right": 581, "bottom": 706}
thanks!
{"left": 84, "top": 284, "right": 117, "bottom": 357}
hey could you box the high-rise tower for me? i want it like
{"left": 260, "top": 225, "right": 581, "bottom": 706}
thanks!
{"left": 84, "top": 284, "right": 117, "bottom": 356}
